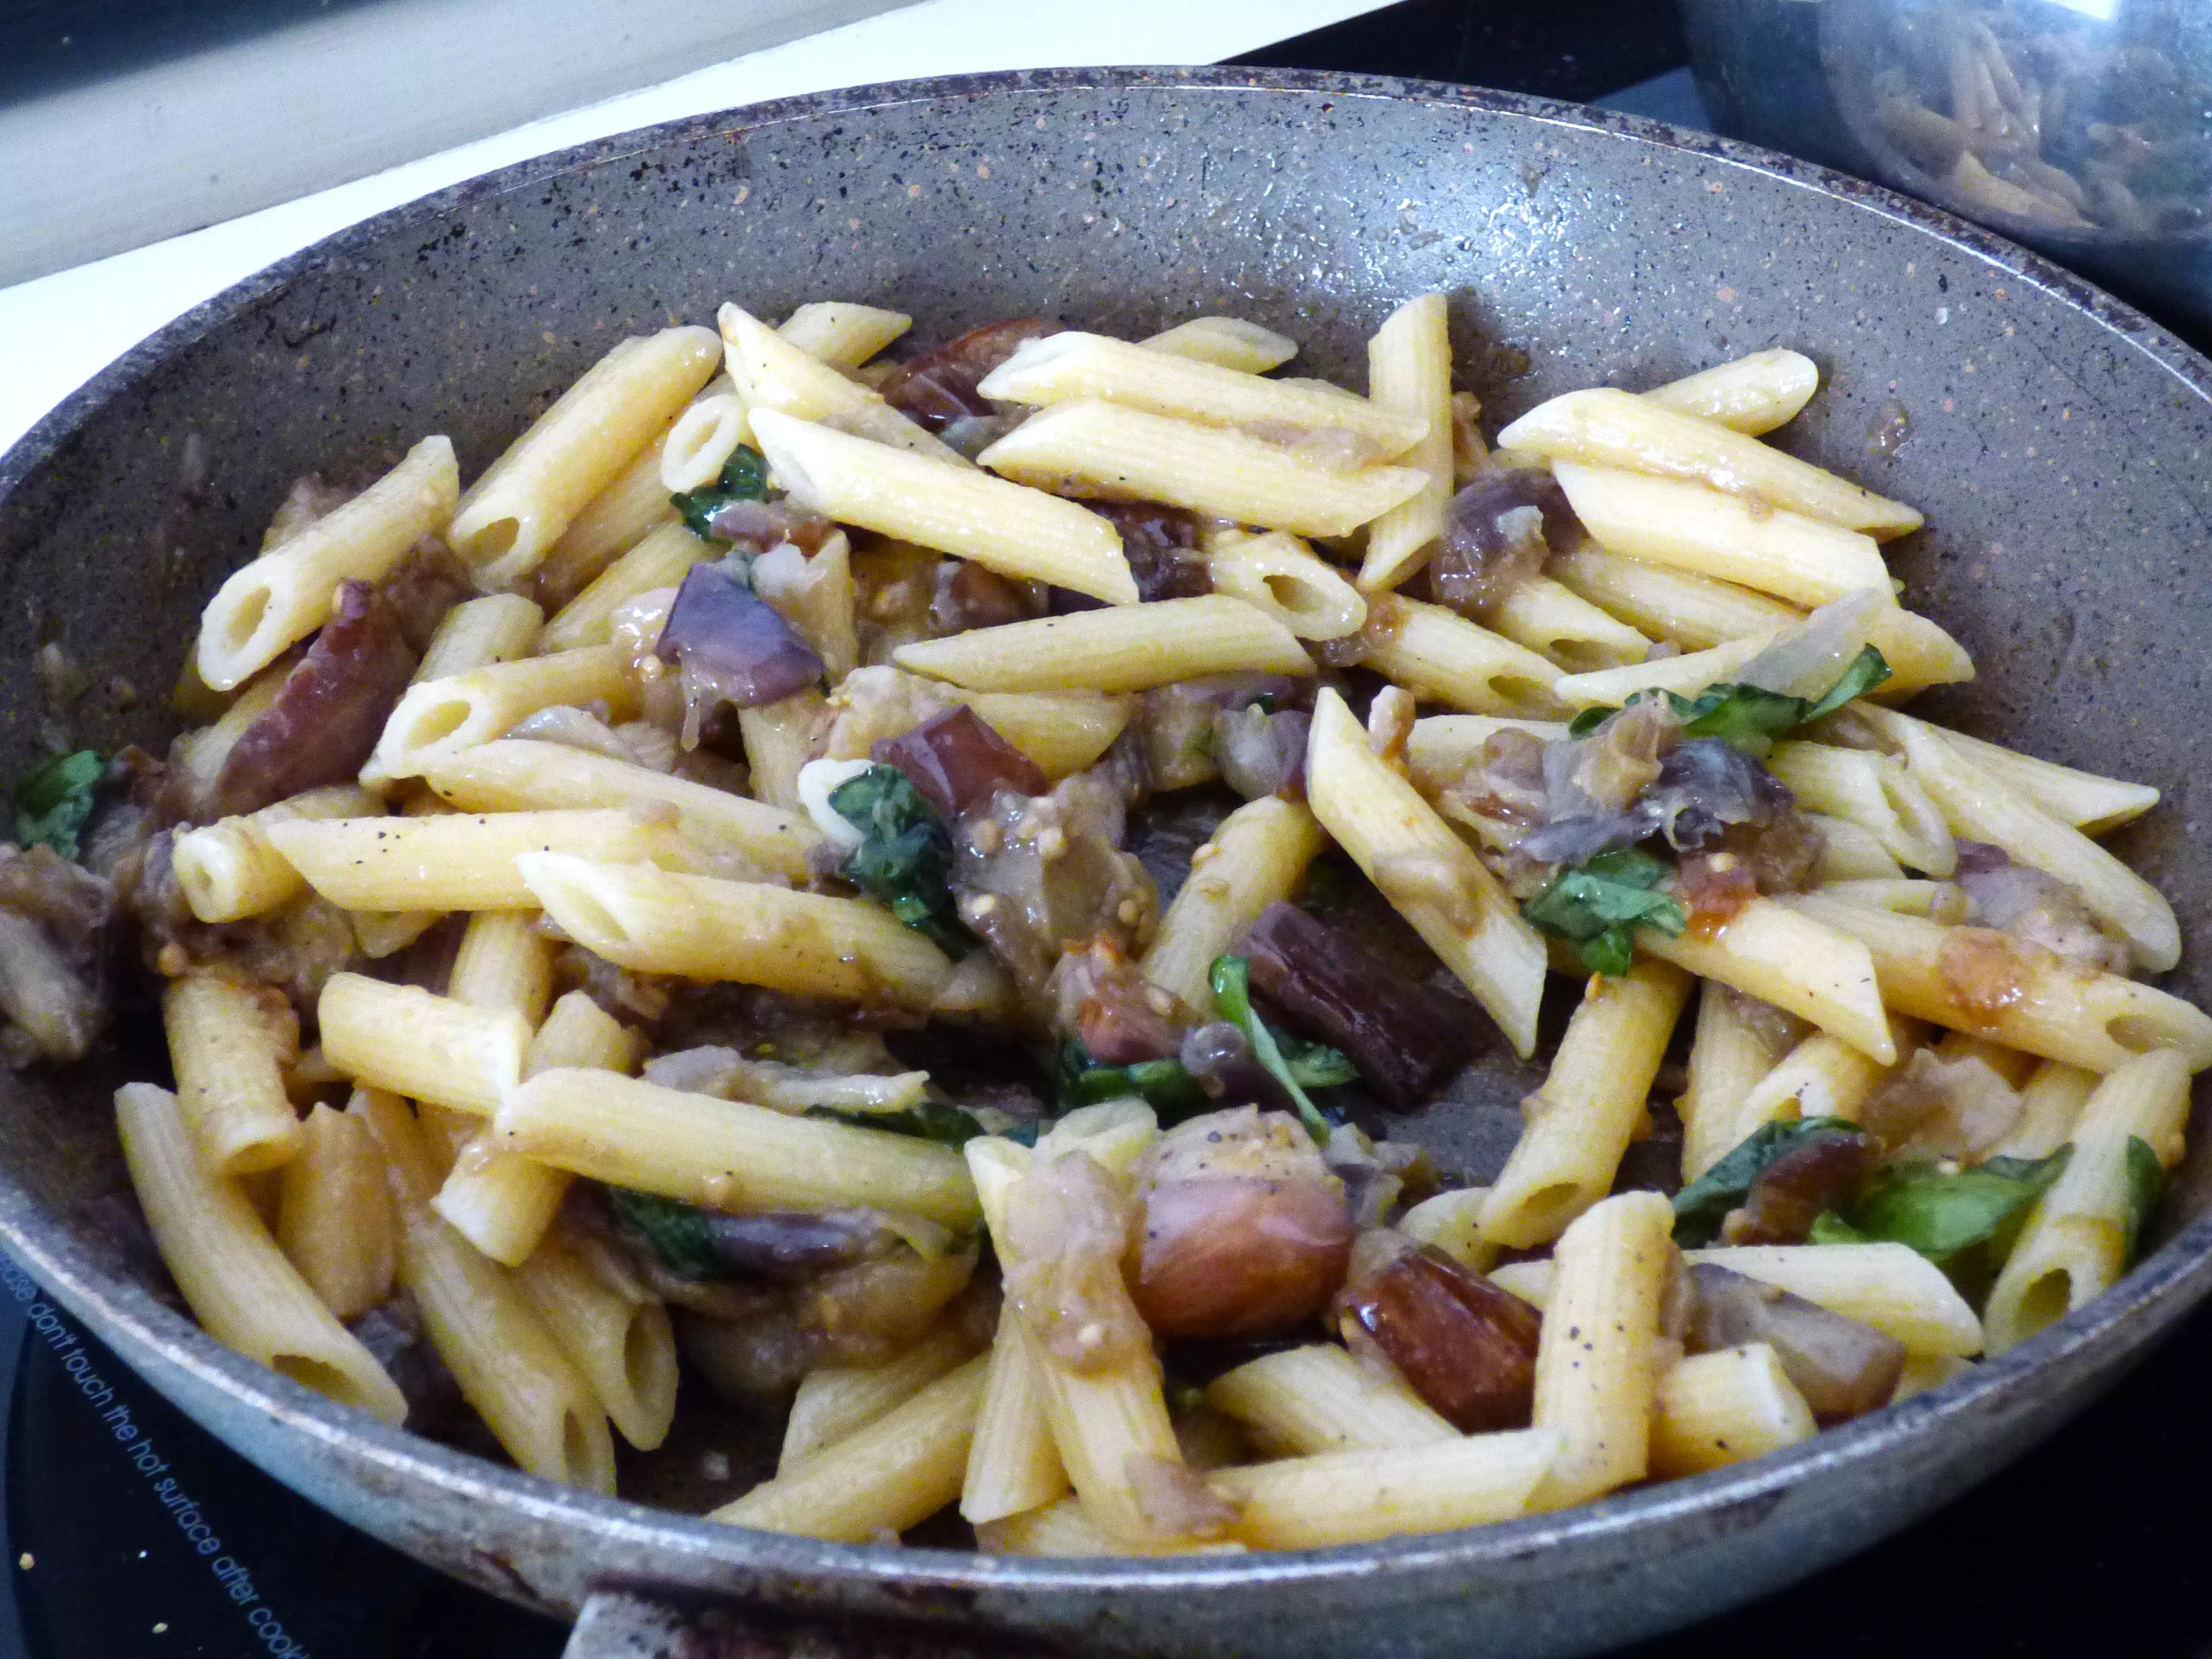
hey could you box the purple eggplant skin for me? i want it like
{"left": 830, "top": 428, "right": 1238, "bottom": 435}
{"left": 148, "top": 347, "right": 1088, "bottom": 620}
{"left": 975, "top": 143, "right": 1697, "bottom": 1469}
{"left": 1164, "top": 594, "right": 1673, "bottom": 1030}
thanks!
{"left": 655, "top": 562, "right": 824, "bottom": 708}
{"left": 1237, "top": 901, "right": 1476, "bottom": 1108}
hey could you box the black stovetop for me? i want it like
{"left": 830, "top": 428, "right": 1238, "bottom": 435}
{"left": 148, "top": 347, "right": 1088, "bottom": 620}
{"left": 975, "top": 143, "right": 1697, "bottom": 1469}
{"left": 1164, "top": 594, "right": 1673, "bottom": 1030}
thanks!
{"left": 8, "top": 3, "right": 2211, "bottom": 1654}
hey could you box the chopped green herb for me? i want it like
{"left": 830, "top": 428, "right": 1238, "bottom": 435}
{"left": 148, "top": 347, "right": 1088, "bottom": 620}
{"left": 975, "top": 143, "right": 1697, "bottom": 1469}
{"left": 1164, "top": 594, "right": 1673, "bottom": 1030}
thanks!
{"left": 1838, "top": 1147, "right": 2071, "bottom": 1267}
{"left": 1671, "top": 1116, "right": 1866, "bottom": 1247}
{"left": 827, "top": 765, "right": 972, "bottom": 957}
{"left": 670, "top": 444, "right": 770, "bottom": 541}
{"left": 1208, "top": 954, "right": 1338, "bottom": 1141}
{"left": 12, "top": 749, "right": 104, "bottom": 858}
{"left": 1521, "top": 847, "right": 1688, "bottom": 977}
{"left": 805, "top": 1099, "right": 1006, "bottom": 1147}
{"left": 2122, "top": 1135, "right": 2165, "bottom": 1263}
{"left": 1055, "top": 1038, "right": 1210, "bottom": 1125}
{"left": 1808, "top": 1209, "right": 1871, "bottom": 1245}
{"left": 606, "top": 1187, "right": 724, "bottom": 1279}
{"left": 1569, "top": 646, "right": 1892, "bottom": 758}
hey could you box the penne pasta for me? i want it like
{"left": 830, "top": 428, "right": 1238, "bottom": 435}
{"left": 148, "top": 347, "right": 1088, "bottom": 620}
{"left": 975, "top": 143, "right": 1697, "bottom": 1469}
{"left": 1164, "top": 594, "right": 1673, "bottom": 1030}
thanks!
{"left": 1550, "top": 461, "right": 1893, "bottom": 607}
{"left": 893, "top": 595, "right": 1313, "bottom": 695}
{"left": 268, "top": 809, "right": 693, "bottom": 913}
{"left": 1855, "top": 705, "right": 2179, "bottom": 971}
{"left": 1548, "top": 543, "right": 1801, "bottom": 652}
{"left": 513, "top": 1229, "right": 679, "bottom": 1451}
{"left": 116, "top": 1084, "right": 407, "bottom": 1424}
{"left": 197, "top": 435, "right": 459, "bottom": 690}
{"left": 533, "top": 430, "right": 682, "bottom": 609}
{"left": 965, "top": 1139, "right": 1191, "bottom": 1547}
{"left": 452, "top": 327, "right": 723, "bottom": 587}
{"left": 171, "top": 783, "right": 383, "bottom": 925}
{"left": 1487, "top": 574, "right": 1655, "bottom": 674}
{"left": 516, "top": 854, "right": 955, "bottom": 1010}
{"left": 1214, "top": 1430, "right": 1560, "bottom": 1550}
{"left": 1676, "top": 983, "right": 1799, "bottom": 1184}
{"left": 1984, "top": 1049, "right": 2191, "bottom": 1354}
{"left": 413, "top": 591, "right": 545, "bottom": 682}
{"left": 434, "top": 989, "right": 643, "bottom": 1266}
{"left": 1650, "top": 1344, "right": 1817, "bottom": 1476}
{"left": 1990, "top": 1060, "right": 2098, "bottom": 1160}
{"left": 425, "top": 738, "right": 819, "bottom": 881}
{"left": 1499, "top": 388, "right": 1923, "bottom": 538}
{"left": 783, "top": 1321, "right": 985, "bottom": 1472}
{"left": 962, "top": 1301, "right": 1071, "bottom": 1526}
{"left": 1529, "top": 1190, "right": 1677, "bottom": 1509}
{"left": 777, "top": 300, "right": 911, "bottom": 367}
{"left": 163, "top": 976, "right": 303, "bottom": 1176}
{"left": 1358, "top": 292, "right": 1456, "bottom": 590}
{"left": 538, "top": 520, "right": 715, "bottom": 653}
{"left": 981, "top": 330, "right": 1425, "bottom": 454}
{"left": 749, "top": 409, "right": 1136, "bottom": 603}
{"left": 1206, "top": 531, "right": 1368, "bottom": 641}
{"left": 1204, "top": 1344, "right": 1457, "bottom": 1456}
{"left": 1641, "top": 349, "right": 1820, "bottom": 434}
{"left": 720, "top": 304, "right": 962, "bottom": 462}
{"left": 495, "top": 1068, "right": 979, "bottom": 1228}
{"left": 1481, "top": 959, "right": 1691, "bottom": 1247}
{"left": 711, "top": 1355, "right": 990, "bottom": 1540}
{"left": 1359, "top": 593, "right": 1568, "bottom": 717}
{"left": 1692, "top": 1020, "right": 1918, "bottom": 1180}
{"left": 1141, "top": 315, "right": 1298, "bottom": 373}
{"left": 275, "top": 1101, "right": 396, "bottom": 1322}
{"left": 659, "top": 392, "right": 752, "bottom": 493}
{"left": 1642, "top": 898, "right": 1895, "bottom": 1064}
{"left": 370, "top": 645, "right": 640, "bottom": 781}
{"left": 977, "top": 400, "right": 1428, "bottom": 539}
{"left": 316, "top": 973, "right": 531, "bottom": 1116}
{"left": 353, "top": 1090, "right": 615, "bottom": 1491}
{"left": 1783, "top": 894, "right": 2212, "bottom": 1073}
{"left": 1938, "top": 728, "right": 2159, "bottom": 836}
{"left": 1769, "top": 742, "right": 1957, "bottom": 877}
{"left": 1306, "top": 688, "right": 1547, "bottom": 1057}
{"left": 1140, "top": 797, "right": 1328, "bottom": 1013}
{"left": 1685, "top": 1245, "right": 1983, "bottom": 1357}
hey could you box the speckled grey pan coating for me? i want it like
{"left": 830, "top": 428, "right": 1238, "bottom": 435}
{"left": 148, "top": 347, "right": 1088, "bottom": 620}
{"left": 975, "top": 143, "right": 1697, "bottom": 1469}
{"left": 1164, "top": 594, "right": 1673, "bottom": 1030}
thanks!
{"left": 1, "top": 66, "right": 2209, "bottom": 1659}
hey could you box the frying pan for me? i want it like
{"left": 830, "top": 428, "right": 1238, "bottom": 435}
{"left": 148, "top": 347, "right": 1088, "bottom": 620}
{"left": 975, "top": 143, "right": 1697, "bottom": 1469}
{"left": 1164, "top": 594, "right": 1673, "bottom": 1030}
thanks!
{"left": 3, "top": 66, "right": 2209, "bottom": 1659}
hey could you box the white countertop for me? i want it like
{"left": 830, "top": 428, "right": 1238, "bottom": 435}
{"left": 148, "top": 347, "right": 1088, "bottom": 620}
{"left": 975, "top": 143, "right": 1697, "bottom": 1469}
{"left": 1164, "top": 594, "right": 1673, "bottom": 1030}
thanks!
{"left": 0, "top": 0, "right": 1382, "bottom": 456}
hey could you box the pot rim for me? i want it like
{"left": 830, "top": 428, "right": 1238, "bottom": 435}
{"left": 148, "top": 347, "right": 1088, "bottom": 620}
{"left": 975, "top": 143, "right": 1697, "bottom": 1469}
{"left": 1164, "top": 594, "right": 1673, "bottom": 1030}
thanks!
{"left": 4, "top": 61, "right": 2210, "bottom": 1599}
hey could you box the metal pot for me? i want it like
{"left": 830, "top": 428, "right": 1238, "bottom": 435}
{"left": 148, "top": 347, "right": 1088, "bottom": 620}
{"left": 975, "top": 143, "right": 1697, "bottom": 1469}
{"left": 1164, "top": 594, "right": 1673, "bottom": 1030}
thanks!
{"left": 2, "top": 66, "right": 2208, "bottom": 1659}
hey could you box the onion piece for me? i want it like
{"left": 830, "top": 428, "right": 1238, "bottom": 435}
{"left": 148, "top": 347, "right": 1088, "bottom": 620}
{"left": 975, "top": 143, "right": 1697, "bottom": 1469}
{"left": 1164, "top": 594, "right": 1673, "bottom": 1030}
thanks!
{"left": 1683, "top": 1262, "right": 1905, "bottom": 1421}
{"left": 1737, "top": 588, "right": 1887, "bottom": 700}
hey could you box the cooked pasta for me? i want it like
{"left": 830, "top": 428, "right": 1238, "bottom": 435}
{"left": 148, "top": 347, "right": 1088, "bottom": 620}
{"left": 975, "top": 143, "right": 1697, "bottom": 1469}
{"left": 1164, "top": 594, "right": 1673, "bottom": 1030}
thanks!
{"left": 25, "top": 282, "right": 2191, "bottom": 1561}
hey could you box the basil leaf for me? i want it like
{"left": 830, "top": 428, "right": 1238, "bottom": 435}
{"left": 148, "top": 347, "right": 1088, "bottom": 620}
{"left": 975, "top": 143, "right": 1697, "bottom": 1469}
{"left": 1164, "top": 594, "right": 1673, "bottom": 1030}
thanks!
{"left": 670, "top": 444, "right": 770, "bottom": 541}
{"left": 805, "top": 1100, "right": 1000, "bottom": 1147}
{"left": 1841, "top": 1147, "right": 2071, "bottom": 1265}
{"left": 1670, "top": 682, "right": 1809, "bottom": 752}
{"left": 829, "top": 765, "right": 972, "bottom": 957}
{"left": 606, "top": 1187, "right": 724, "bottom": 1280}
{"left": 1283, "top": 1043, "right": 1359, "bottom": 1088}
{"left": 1521, "top": 846, "right": 1688, "bottom": 977}
{"left": 1209, "top": 954, "right": 1333, "bottom": 1140}
{"left": 1578, "top": 647, "right": 1893, "bottom": 760}
{"left": 13, "top": 749, "right": 104, "bottom": 858}
{"left": 1671, "top": 1116, "right": 1865, "bottom": 1247}
{"left": 1055, "top": 1039, "right": 1211, "bottom": 1125}
{"left": 1808, "top": 1209, "right": 1870, "bottom": 1245}
{"left": 1798, "top": 645, "right": 1893, "bottom": 724}
{"left": 2122, "top": 1135, "right": 2166, "bottom": 1263}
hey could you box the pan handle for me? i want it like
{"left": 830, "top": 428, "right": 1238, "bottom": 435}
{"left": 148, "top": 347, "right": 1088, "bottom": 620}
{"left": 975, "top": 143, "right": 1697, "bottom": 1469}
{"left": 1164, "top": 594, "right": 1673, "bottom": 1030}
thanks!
{"left": 564, "top": 1586, "right": 1071, "bottom": 1659}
